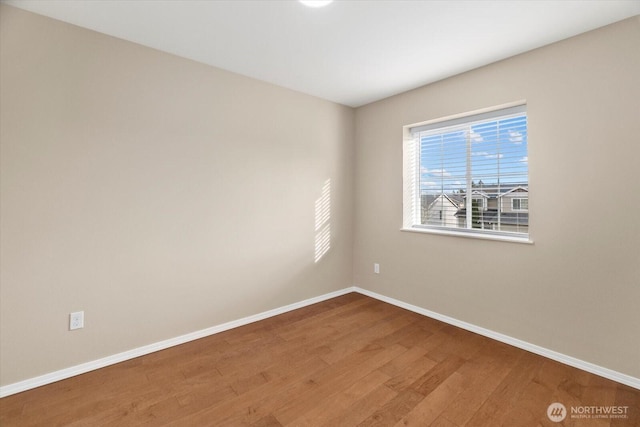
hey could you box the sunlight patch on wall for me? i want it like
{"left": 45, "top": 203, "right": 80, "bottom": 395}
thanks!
{"left": 314, "top": 179, "right": 331, "bottom": 262}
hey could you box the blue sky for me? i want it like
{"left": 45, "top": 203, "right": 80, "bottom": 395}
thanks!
{"left": 419, "top": 114, "right": 528, "bottom": 193}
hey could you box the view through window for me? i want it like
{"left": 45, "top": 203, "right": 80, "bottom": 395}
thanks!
{"left": 404, "top": 104, "right": 528, "bottom": 239}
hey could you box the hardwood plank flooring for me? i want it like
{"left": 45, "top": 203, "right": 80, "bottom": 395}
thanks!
{"left": 1, "top": 293, "right": 638, "bottom": 426}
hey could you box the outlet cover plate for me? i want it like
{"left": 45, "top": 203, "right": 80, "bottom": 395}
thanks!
{"left": 69, "top": 311, "right": 84, "bottom": 330}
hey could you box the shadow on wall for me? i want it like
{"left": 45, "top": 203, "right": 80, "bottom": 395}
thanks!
{"left": 314, "top": 179, "right": 331, "bottom": 262}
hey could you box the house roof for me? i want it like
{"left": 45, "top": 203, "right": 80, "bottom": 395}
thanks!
{"left": 454, "top": 209, "right": 528, "bottom": 226}
{"left": 484, "top": 211, "right": 528, "bottom": 226}
{"left": 469, "top": 183, "right": 527, "bottom": 196}
{"left": 423, "top": 193, "right": 463, "bottom": 210}
{"left": 423, "top": 183, "right": 527, "bottom": 203}
{"left": 465, "top": 190, "right": 490, "bottom": 199}
{"left": 497, "top": 186, "right": 529, "bottom": 198}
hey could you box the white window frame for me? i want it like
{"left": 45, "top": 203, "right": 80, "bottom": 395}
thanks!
{"left": 512, "top": 197, "right": 529, "bottom": 212}
{"left": 471, "top": 197, "right": 486, "bottom": 210}
{"left": 402, "top": 102, "right": 531, "bottom": 244}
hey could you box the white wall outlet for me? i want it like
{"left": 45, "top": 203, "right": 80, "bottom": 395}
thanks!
{"left": 69, "top": 311, "right": 84, "bottom": 330}
{"left": 374, "top": 263, "right": 380, "bottom": 274}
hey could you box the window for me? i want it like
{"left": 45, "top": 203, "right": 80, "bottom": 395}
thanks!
{"left": 403, "top": 103, "right": 529, "bottom": 241}
{"left": 512, "top": 198, "right": 528, "bottom": 211}
{"left": 472, "top": 197, "right": 486, "bottom": 210}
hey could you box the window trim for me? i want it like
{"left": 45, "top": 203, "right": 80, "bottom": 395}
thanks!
{"left": 511, "top": 197, "right": 529, "bottom": 212}
{"left": 402, "top": 101, "right": 531, "bottom": 243}
{"left": 408, "top": 103, "right": 526, "bottom": 134}
{"left": 400, "top": 226, "right": 533, "bottom": 244}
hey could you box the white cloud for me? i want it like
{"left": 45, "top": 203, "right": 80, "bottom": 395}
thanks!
{"left": 473, "top": 151, "right": 503, "bottom": 159}
{"left": 519, "top": 156, "right": 528, "bottom": 163}
{"left": 430, "top": 169, "right": 451, "bottom": 177}
{"left": 509, "top": 131, "right": 523, "bottom": 144}
{"left": 469, "top": 131, "right": 484, "bottom": 143}
{"left": 420, "top": 181, "right": 438, "bottom": 189}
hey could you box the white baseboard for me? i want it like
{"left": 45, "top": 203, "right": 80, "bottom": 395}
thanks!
{"left": 353, "top": 287, "right": 640, "bottom": 391}
{"left": 2, "top": 285, "right": 637, "bottom": 397}
{"left": 0, "top": 287, "right": 356, "bottom": 398}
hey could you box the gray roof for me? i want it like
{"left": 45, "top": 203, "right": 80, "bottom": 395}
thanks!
{"left": 421, "top": 183, "right": 528, "bottom": 200}
{"left": 454, "top": 209, "right": 528, "bottom": 226}
{"left": 421, "top": 193, "right": 464, "bottom": 208}
{"left": 468, "top": 183, "right": 528, "bottom": 198}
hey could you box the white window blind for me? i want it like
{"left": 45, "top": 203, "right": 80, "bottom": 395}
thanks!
{"left": 403, "top": 104, "right": 529, "bottom": 240}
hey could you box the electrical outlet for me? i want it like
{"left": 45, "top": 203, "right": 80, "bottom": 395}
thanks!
{"left": 374, "top": 263, "right": 380, "bottom": 274}
{"left": 69, "top": 311, "right": 84, "bottom": 330}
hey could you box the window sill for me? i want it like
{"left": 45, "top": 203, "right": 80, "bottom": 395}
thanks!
{"left": 401, "top": 227, "right": 533, "bottom": 245}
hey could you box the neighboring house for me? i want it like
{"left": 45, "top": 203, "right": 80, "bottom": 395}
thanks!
{"left": 421, "top": 193, "right": 463, "bottom": 227}
{"left": 422, "top": 183, "right": 528, "bottom": 233}
{"left": 454, "top": 184, "right": 529, "bottom": 233}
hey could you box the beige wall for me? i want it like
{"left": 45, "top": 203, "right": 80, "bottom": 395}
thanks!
{"left": 354, "top": 15, "right": 640, "bottom": 378}
{"left": 2, "top": 3, "right": 639, "bottom": 388}
{"left": 0, "top": 5, "right": 354, "bottom": 386}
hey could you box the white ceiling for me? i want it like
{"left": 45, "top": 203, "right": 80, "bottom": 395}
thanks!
{"left": 4, "top": 0, "right": 640, "bottom": 107}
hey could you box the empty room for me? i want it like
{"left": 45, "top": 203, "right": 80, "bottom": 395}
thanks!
{"left": 1, "top": 0, "right": 639, "bottom": 425}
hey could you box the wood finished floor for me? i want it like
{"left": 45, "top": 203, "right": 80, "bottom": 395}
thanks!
{"left": 1, "top": 293, "right": 638, "bottom": 426}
